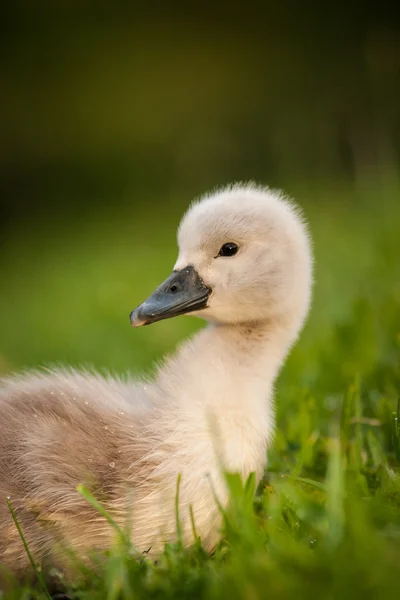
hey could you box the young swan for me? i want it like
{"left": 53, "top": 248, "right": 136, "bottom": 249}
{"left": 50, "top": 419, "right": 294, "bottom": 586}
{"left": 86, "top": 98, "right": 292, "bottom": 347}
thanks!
{"left": 0, "top": 183, "right": 312, "bottom": 579}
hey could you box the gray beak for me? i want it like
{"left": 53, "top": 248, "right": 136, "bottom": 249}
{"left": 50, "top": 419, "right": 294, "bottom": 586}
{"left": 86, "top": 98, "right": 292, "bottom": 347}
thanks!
{"left": 130, "top": 266, "right": 211, "bottom": 327}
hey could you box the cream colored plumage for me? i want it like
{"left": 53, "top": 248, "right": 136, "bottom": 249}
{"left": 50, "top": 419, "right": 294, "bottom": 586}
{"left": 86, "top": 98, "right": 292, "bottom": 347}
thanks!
{"left": 0, "top": 183, "right": 313, "bottom": 581}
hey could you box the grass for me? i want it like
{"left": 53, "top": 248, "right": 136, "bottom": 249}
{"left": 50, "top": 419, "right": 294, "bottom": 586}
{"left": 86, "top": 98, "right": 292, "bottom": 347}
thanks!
{"left": 1, "top": 180, "right": 400, "bottom": 598}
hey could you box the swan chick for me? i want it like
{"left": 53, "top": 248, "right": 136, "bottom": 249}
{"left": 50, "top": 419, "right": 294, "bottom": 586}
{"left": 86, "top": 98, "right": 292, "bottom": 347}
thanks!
{"left": 0, "top": 183, "right": 313, "bottom": 582}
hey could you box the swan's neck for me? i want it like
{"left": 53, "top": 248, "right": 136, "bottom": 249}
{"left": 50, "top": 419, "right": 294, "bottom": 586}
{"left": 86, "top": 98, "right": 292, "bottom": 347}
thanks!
{"left": 155, "top": 315, "right": 297, "bottom": 413}
{"left": 150, "top": 317, "right": 296, "bottom": 480}
{"left": 149, "top": 317, "right": 299, "bottom": 481}
{"left": 207, "top": 318, "right": 295, "bottom": 383}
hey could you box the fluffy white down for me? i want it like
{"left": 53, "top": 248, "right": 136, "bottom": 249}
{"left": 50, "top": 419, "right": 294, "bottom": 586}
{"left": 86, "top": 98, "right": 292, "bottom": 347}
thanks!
{"left": 0, "top": 182, "right": 313, "bottom": 573}
{"left": 135, "top": 183, "right": 313, "bottom": 549}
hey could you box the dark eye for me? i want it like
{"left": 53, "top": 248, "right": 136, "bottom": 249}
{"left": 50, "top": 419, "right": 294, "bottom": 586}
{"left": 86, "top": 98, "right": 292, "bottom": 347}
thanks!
{"left": 218, "top": 242, "right": 239, "bottom": 257}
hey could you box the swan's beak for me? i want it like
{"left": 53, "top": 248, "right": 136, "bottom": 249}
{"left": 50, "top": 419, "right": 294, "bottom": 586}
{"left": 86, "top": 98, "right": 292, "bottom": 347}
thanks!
{"left": 130, "top": 266, "right": 211, "bottom": 327}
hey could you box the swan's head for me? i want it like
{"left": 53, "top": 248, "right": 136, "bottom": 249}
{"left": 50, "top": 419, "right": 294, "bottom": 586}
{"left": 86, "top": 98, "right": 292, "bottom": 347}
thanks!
{"left": 130, "top": 183, "right": 313, "bottom": 331}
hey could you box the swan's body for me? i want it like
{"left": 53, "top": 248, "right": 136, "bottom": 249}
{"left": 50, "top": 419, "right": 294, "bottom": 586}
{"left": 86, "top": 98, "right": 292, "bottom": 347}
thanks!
{"left": 0, "top": 183, "right": 312, "bottom": 579}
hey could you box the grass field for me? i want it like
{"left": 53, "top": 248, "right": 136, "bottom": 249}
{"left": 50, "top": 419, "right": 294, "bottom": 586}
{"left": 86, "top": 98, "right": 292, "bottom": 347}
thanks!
{"left": 1, "top": 180, "right": 400, "bottom": 599}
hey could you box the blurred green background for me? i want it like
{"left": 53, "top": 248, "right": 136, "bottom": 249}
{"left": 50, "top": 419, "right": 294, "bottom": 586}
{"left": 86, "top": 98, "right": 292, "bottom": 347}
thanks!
{"left": 1, "top": 2, "right": 399, "bottom": 378}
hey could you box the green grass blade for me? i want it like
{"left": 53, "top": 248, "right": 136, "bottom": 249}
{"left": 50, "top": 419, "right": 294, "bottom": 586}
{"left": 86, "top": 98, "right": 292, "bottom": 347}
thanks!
{"left": 76, "top": 484, "right": 127, "bottom": 544}
{"left": 189, "top": 503, "right": 200, "bottom": 545}
{"left": 289, "top": 475, "right": 327, "bottom": 492}
{"left": 175, "top": 473, "right": 183, "bottom": 547}
{"left": 392, "top": 397, "right": 400, "bottom": 462}
{"left": 6, "top": 497, "right": 52, "bottom": 600}
{"left": 325, "top": 424, "right": 345, "bottom": 548}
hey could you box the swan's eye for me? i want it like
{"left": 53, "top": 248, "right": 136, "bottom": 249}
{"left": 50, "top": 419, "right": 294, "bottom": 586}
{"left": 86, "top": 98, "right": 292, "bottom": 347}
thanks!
{"left": 218, "top": 242, "right": 239, "bottom": 257}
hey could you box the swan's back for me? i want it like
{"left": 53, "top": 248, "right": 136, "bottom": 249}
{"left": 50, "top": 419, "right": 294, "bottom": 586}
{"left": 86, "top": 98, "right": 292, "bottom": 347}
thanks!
{"left": 0, "top": 371, "right": 153, "bottom": 576}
